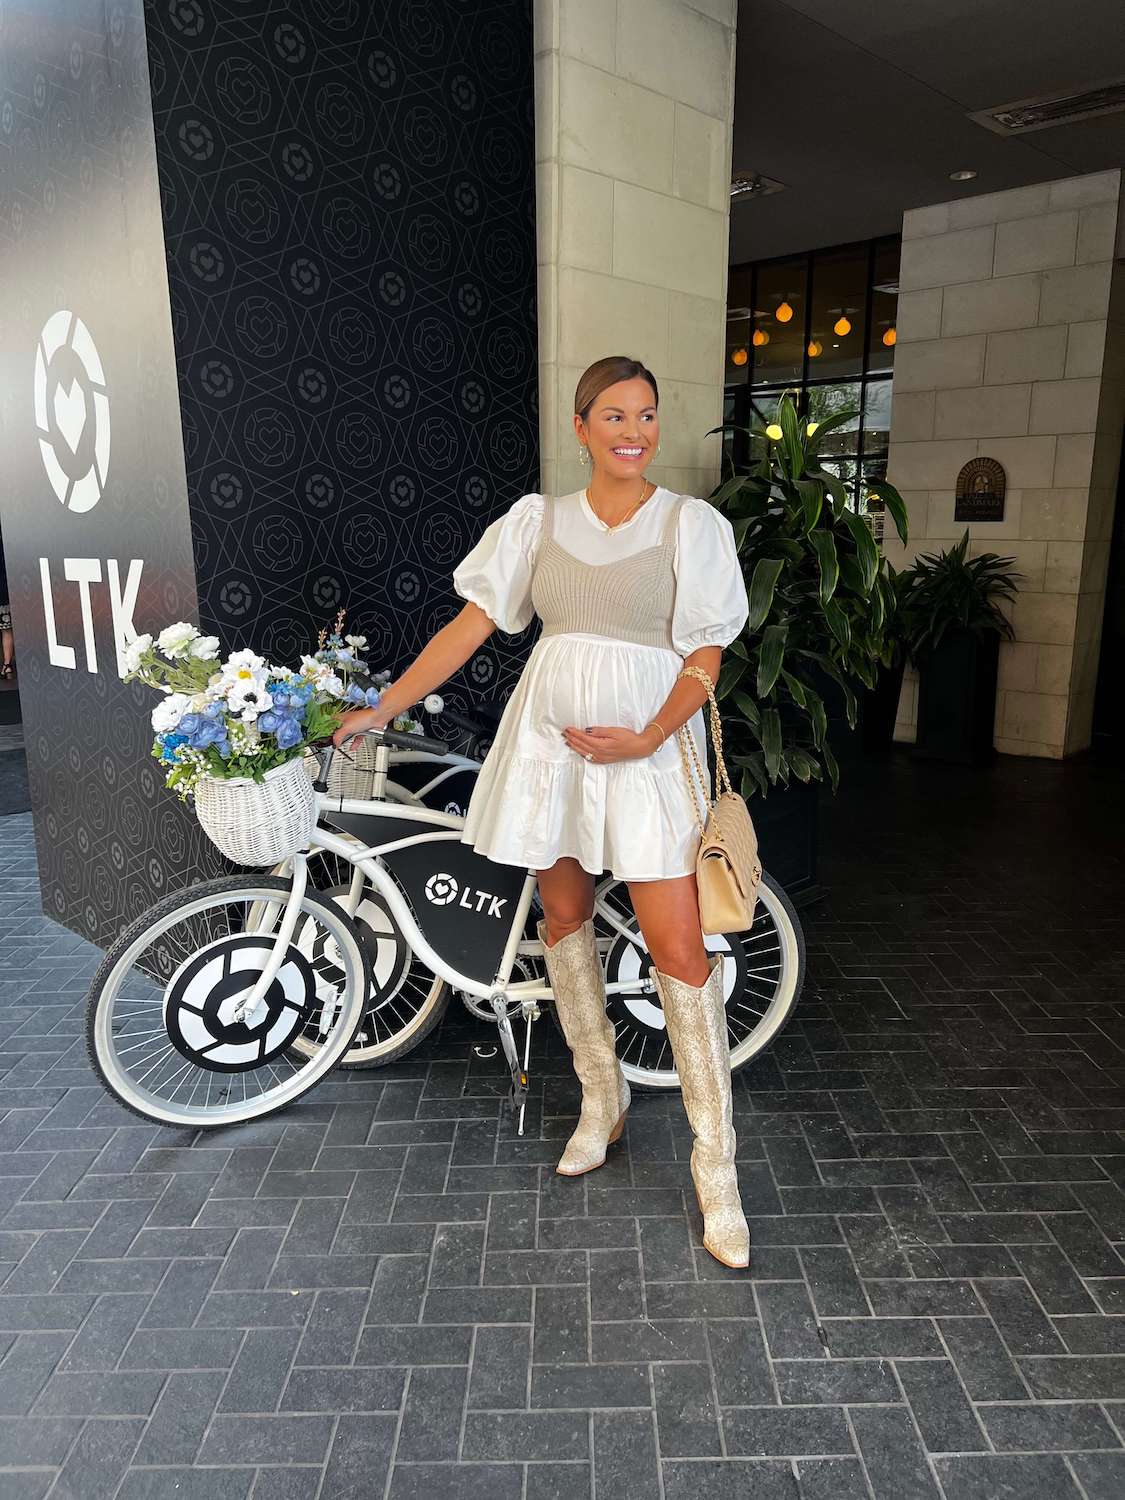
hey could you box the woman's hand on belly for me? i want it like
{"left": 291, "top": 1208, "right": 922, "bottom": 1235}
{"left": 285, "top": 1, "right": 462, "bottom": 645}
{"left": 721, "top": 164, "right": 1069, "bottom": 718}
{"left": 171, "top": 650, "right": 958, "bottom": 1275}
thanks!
{"left": 562, "top": 723, "right": 659, "bottom": 764}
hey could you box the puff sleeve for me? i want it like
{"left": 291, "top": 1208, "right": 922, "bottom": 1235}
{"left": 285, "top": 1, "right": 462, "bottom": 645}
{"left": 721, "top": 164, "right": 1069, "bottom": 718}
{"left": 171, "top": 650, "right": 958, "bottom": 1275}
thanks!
{"left": 671, "top": 496, "right": 749, "bottom": 655}
{"left": 452, "top": 492, "right": 544, "bottom": 634}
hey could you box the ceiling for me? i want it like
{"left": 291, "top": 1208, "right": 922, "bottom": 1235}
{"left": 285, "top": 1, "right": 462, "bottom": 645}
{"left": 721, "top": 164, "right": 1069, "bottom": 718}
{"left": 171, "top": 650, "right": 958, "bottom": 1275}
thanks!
{"left": 730, "top": 0, "right": 1125, "bottom": 264}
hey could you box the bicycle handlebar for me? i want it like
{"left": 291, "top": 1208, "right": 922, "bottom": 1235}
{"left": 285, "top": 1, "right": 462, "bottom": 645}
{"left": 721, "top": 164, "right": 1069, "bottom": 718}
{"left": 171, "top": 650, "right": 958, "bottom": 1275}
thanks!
{"left": 340, "top": 726, "right": 450, "bottom": 756}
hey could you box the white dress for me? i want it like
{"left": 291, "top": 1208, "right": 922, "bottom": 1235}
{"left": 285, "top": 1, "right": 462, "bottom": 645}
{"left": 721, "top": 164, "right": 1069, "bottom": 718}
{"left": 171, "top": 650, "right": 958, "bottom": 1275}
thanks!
{"left": 451, "top": 486, "right": 749, "bottom": 881}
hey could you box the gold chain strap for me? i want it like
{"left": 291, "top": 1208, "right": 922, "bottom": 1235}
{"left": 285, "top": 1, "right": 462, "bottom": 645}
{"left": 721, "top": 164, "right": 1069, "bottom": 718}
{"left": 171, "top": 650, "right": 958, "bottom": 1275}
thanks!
{"left": 674, "top": 666, "right": 734, "bottom": 835}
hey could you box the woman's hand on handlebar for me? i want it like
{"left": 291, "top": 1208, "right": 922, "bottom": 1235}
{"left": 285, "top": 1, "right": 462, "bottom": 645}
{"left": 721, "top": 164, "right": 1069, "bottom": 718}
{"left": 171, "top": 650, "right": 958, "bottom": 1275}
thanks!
{"left": 333, "top": 705, "right": 395, "bottom": 749}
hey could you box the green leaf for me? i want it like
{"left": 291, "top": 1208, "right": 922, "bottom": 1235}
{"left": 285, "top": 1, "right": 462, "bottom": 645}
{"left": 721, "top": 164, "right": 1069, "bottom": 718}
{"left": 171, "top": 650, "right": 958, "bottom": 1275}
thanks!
{"left": 842, "top": 509, "right": 880, "bottom": 592}
{"left": 747, "top": 556, "right": 785, "bottom": 630}
{"left": 760, "top": 707, "right": 783, "bottom": 781}
{"left": 805, "top": 407, "right": 860, "bottom": 445}
{"left": 808, "top": 530, "right": 839, "bottom": 603}
{"left": 866, "top": 480, "right": 909, "bottom": 545}
{"left": 732, "top": 689, "right": 761, "bottom": 728}
{"left": 821, "top": 737, "right": 840, "bottom": 792}
{"left": 778, "top": 395, "right": 804, "bottom": 477}
{"left": 780, "top": 669, "right": 806, "bottom": 709}
{"left": 717, "top": 656, "right": 748, "bottom": 698}
{"left": 795, "top": 478, "right": 823, "bottom": 532}
{"left": 823, "top": 597, "right": 851, "bottom": 647}
{"left": 756, "top": 624, "right": 788, "bottom": 698}
{"left": 810, "top": 467, "right": 849, "bottom": 512}
{"left": 785, "top": 746, "right": 821, "bottom": 782}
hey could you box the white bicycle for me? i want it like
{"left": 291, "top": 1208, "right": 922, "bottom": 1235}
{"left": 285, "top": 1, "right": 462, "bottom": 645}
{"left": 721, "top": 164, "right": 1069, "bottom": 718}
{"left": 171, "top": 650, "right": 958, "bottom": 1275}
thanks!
{"left": 86, "top": 722, "right": 806, "bottom": 1129}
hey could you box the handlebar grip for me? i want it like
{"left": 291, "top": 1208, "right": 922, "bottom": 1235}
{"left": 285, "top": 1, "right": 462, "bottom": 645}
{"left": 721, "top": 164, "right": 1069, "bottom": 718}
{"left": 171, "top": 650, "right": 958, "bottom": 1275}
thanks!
{"left": 377, "top": 727, "right": 449, "bottom": 755}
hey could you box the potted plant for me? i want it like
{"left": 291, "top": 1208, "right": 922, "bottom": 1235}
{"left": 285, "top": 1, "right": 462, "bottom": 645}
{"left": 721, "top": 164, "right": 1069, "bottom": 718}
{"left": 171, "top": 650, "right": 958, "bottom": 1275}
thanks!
{"left": 709, "top": 394, "right": 909, "bottom": 892}
{"left": 899, "top": 530, "right": 1021, "bottom": 764}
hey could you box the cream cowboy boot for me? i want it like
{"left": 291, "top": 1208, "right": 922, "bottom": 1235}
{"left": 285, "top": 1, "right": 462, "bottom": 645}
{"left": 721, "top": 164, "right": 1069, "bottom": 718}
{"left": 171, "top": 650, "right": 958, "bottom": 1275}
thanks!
{"left": 539, "top": 918, "right": 630, "bottom": 1176}
{"left": 651, "top": 954, "right": 751, "bottom": 1269}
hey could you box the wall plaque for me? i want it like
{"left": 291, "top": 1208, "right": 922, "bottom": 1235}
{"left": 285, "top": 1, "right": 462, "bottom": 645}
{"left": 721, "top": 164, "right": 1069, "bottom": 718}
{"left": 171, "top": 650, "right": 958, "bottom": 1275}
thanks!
{"left": 955, "top": 457, "right": 1006, "bottom": 522}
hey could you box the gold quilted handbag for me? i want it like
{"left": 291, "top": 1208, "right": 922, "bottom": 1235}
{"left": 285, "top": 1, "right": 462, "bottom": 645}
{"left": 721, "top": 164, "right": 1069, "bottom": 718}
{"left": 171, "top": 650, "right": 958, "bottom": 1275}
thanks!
{"left": 676, "top": 665, "right": 763, "bottom": 935}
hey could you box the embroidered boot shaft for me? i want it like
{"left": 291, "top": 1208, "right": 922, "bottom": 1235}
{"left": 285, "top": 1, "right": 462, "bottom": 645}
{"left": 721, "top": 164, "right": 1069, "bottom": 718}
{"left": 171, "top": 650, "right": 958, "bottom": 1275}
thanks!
{"left": 538, "top": 918, "right": 630, "bottom": 1175}
{"left": 651, "top": 954, "right": 750, "bottom": 1268}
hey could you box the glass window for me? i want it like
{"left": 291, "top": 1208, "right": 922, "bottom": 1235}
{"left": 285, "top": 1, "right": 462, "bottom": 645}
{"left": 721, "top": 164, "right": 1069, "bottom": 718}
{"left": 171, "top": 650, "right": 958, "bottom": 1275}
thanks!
{"left": 807, "top": 244, "right": 867, "bottom": 384}
{"left": 725, "top": 263, "right": 753, "bottom": 386}
{"left": 867, "top": 238, "right": 900, "bottom": 376}
{"left": 749, "top": 256, "right": 806, "bottom": 388}
{"left": 725, "top": 236, "right": 900, "bottom": 526}
{"left": 860, "top": 379, "right": 892, "bottom": 457}
{"left": 807, "top": 382, "right": 861, "bottom": 456}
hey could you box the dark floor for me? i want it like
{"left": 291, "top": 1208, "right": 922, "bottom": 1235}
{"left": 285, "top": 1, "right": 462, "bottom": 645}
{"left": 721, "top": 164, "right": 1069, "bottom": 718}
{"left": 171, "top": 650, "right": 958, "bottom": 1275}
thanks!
{"left": 0, "top": 750, "right": 1123, "bottom": 1500}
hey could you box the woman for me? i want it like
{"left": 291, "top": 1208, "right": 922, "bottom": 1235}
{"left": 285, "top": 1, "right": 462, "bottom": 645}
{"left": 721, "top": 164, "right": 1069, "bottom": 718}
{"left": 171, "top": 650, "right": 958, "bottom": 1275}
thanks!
{"left": 336, "top": 355, "right": 751, "bottom": 1267}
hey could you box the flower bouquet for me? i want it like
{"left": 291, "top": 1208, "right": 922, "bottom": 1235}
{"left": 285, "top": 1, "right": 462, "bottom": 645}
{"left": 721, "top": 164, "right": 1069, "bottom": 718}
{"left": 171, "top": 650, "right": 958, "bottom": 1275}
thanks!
{"left": 305, "top": 614, "right": 429, "bottom": 799}
{"left": 123, "top": 623, "right": 340, "bottom": 865}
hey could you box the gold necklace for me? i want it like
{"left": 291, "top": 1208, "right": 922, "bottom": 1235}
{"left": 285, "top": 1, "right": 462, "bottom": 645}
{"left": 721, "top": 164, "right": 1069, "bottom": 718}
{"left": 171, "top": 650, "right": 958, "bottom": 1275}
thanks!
{"left": 586, "top": 480, "right": 651, "bottom": 532}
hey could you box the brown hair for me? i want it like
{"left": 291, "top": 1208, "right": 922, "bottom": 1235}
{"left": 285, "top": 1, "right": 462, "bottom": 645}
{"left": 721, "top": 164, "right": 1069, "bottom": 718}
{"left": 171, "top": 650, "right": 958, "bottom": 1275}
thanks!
{"left": 574, "top": 356, "right": 659, "bottom": 421}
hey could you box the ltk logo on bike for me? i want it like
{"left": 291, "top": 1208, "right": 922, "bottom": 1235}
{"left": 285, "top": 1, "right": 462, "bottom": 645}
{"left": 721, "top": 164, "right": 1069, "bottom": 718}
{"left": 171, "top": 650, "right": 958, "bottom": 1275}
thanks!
{"left": 424, "top": 872, "right": 508, "bottom": 919}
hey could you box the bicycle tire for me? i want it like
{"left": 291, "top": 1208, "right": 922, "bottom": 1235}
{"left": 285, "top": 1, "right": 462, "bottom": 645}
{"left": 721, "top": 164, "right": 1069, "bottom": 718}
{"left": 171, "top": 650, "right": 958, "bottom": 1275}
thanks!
{"left": 266, "top": 849, "right": 453, "bottom": 1070}
{"left": 86, "top": 875, "right": 370, "bottom": 1127}
{"left": 553, "top": 869, "right": 805, "bottom": 1093}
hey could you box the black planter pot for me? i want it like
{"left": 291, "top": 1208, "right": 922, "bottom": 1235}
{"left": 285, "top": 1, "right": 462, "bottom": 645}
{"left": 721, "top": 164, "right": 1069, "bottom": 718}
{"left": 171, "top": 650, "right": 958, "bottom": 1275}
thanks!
{"left": 914, "top": 628, "right": 1000, "bottom": 764}
{"left": 805, "top": 665, "right": 864, "bottom": 772}
{"left": 862, "top": 658, "right": 907, "bottom": 752}
{"left": 750, "top": 777, "right": 819, "bottom": 904}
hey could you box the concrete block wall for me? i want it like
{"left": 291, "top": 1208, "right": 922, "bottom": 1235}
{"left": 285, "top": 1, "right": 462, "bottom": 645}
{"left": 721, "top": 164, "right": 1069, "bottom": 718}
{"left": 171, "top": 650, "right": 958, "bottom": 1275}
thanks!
{"left": 883, "top": 170, "right": 1125, "bottom": 757}
{"left": 533, "top": 0, "right": 737, "bottom": 501}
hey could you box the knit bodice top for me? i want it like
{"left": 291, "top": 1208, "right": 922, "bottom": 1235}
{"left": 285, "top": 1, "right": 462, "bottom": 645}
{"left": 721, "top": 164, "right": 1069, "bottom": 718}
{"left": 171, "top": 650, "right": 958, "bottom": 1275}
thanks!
{"left": 529, "top": 491, "right": 686, "bottom": 652}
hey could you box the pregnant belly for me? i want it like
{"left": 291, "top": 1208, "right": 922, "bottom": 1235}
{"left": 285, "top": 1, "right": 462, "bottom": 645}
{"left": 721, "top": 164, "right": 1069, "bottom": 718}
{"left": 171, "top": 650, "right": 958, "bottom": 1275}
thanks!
{"left": 510, "top": 633, "right": 684, "bottom": 757}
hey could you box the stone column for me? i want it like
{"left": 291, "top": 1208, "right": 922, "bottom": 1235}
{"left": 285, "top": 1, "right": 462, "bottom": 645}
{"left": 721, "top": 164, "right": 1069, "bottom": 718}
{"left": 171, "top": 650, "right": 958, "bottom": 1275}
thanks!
{"left": 533, "top": 0, "right": 737, "bottom": 500}
{"left": 884, "top": 169, "right": 1125, "bottom": 757}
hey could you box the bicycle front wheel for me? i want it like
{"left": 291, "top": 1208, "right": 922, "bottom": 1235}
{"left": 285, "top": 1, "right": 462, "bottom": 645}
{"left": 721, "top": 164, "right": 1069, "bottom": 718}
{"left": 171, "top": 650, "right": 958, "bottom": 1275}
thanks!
{"left": 86, "top": 876, "right": 370, "bottom": 1127}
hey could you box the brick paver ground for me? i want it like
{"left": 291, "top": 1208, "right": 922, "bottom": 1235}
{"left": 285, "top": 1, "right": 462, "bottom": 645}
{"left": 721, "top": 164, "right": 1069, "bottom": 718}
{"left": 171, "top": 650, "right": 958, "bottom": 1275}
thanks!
{"left": 0, "top": 751, "right": 1123, "bottom": 1498}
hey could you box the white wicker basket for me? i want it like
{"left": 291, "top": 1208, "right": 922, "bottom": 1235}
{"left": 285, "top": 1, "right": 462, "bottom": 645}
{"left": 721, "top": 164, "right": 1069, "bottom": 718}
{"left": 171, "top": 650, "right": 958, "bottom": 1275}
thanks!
{"left": 194, "top": 755, "right": 318, "bottom": 865}
{"left": 325, "top": 734, "right": 380, "bottom": 800}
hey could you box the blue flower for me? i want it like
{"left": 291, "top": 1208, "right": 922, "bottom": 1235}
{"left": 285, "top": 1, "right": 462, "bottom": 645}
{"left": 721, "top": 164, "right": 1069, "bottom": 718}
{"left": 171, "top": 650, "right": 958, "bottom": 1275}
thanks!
{"left": 160, "top": 731, "right": 189, "bottom": 763}
{"left": 275, "top": 718, "right": 304, "bottom": 750}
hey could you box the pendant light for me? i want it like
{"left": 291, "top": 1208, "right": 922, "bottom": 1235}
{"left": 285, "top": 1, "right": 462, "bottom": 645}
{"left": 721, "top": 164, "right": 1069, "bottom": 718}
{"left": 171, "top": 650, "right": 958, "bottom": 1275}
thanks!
{"left": 775, "top": 300, "right": 794, "bottom": 323}
{"left": 807, "top": 339, "right": 822, "bottom": 358}
{"left": 882, "top": 325, "right": 897, "bottom": 347}
{"left": 833, "top": 313, "right": 852, "bottom": 337}
{"left": 752, "top": 327, "right": 769, "bottom": 347}
{"left": 731, "top": 347, "right": 748, "bottom": 366}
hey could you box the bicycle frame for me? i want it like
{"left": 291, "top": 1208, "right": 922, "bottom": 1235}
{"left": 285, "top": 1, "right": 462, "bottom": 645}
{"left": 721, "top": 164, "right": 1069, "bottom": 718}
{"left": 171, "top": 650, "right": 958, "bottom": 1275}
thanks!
{"left": 252, "top": 738, "right": 659, "bottom": 1131}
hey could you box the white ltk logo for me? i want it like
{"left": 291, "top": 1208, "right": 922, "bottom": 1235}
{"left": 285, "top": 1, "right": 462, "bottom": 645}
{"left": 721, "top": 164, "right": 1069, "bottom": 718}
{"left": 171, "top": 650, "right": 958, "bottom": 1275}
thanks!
{"left": 34, "top": 311, "right": 145, "bottom": 678}
{"left": 424, "top": 872, "right": 508, "bottom": 920}
{"left": 34, "top": 310, "right": 111, "bottom": 511}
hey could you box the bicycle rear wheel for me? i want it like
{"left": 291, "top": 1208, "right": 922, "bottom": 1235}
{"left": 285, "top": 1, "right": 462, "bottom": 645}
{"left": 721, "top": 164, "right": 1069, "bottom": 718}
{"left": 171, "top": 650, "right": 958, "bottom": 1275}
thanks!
{"left": 591, "top": 869, "right": 805, "bottom": 1091}
{"left": 86, "top": 876, "right": 369, "bottom": 1127}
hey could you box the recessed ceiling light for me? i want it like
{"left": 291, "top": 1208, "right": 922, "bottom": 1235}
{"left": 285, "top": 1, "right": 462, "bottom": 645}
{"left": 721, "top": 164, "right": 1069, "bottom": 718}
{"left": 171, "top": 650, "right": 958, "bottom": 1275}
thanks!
{"left": 949, "top": 168, "right": 978, "bottom": 181}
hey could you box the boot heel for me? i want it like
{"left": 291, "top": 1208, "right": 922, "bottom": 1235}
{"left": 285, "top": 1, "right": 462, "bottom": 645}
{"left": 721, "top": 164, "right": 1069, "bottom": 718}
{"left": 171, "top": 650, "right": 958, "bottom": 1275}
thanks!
{"left": 608, "top": 1109, "right": 627, "bottom": 1145}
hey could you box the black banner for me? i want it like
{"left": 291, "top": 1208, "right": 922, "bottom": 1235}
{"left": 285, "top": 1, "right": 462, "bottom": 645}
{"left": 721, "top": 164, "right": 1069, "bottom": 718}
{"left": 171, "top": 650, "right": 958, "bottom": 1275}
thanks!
{"left": 0, "top": 1, "right": 221, "bottom": 943}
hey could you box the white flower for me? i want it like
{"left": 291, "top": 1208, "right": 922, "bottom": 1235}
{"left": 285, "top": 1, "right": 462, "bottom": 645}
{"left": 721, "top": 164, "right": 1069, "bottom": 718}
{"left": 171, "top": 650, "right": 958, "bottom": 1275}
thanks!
{"left": 189, "top": 634, "right": 220, "bottom": 660}
{"left": 157, "top": 622, "right": 199, "bottom": 658}
{"left": 270, "top": 664, "right": 296, "bottom": 681}
{"left": 317, "top": 672, "right": 344, "bottom": 699}
{"left": 151, "top": 692, "right": 190, "bottom": 734}
{"left": 221, "top": 648, "right": 267, "bottom": 677}
{"left": 227, "top": 681, "right": 273, "bottom": 719}
{"left": 344, "top": 634, "right": 367, "bottom": 649}
{"left": 423, "top": 694, "right": 443, "bottom": 714}
{"left": 122, "top": 634, "right": 153, "bottom": 674}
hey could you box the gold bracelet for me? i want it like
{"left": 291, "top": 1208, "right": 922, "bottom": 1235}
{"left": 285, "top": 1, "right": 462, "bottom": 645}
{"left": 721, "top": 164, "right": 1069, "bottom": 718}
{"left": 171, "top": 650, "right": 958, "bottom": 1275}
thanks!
{"left": 645, "top": 721, "right": 667, "bottom": 748}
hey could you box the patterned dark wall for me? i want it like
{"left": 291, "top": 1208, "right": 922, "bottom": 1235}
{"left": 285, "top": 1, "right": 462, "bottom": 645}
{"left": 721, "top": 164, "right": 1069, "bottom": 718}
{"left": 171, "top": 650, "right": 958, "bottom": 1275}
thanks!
{"left": 145, "top": 0, "right": 541, "bottom": 720}
{"left": 0, "top": 0, "right": 223, "bottom": 947}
